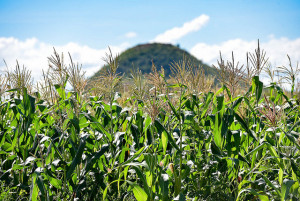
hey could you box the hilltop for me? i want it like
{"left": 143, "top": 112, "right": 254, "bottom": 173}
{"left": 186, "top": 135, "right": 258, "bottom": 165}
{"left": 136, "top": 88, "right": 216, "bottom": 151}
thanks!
{"left": 90, "top": 43, "right": 218, "bottom": 80}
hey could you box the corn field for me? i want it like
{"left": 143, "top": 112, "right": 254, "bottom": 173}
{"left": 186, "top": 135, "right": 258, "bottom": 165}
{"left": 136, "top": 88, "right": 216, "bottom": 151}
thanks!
{"left": 0, "top": 44, "right": 300, "bottom": 201}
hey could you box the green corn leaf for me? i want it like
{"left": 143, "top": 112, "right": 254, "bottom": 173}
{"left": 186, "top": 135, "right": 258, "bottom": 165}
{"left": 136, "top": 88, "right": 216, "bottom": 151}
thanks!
{"left": 167, "top": 83, "right": 187, "bottom": 89}
{"left": 131, "top": 124, "right": 141, "bottom": 147}
{"left": 162, "top": 131, "right": 168, "bottom": 154}
{"left": 85, "top": 113, "right": 112, "bottom": 142}
{"left": 291, "top": 160, "right": 300, "bottom": 179}
{"left": 120, "top": 146, "right": 148, "bottom": 166}
{"left": 213, "top": 112, "right": 222, "bottom": 149}
{"left": 129, "top": 165, "right": 150, "bottom": 197}
{"left": 232, "top": 97, "right": 244, "bottom": 111}
{"left": 261, "top": 174, "right": 281, "bottom": 196}
{"left": 282, "top": 122, "right": 300, "bottom": 150}
{"left": 166, "top": 96, "right": 180, "bottom": 121}
{"left": 154, "top": 119, "right": 181, "bottom": 152}
{"left": 215, "top": 95, "right": 225, "bottom": 113}
{"left": 49, "top": 176, "right": 62, "bottom": 189}
{"left": 131, "top": 183, "right": 148, "bottom": 201}
{"left": 159, "top": 174, "right": 169, "bottom": 201}
{"left": 234, "top": 111, "right": 258, "bottom": 141}
{"left": 102, "top": 180, "right": 120, "bottom": 201}
{"left": 252, "top": 76, "right": 263, "bottom": 103}
{"left": 201, "top": 92, "right": 214, "bottom": 118}
{"left": 30, "top": 173, "right": 39, "bottom": 201}
{"left": 70, "top": 117, "right": 80, "bottom": 134}
{"left": 66, "top": 134, "right": 89, "bottom": 180}
{"left": 281, "top": 179, "right": 295, "bottom": 201}
{"left": 36, "top": 174, "right": 46, "bottom": 198}
{"left": 223, "top": 85, "right": 232, "bottom": 101}
{"left": 236, "top": 188, "right": 269, "bottom": 201}
{"left": 84, "top": 144, "right": 109, "bottom": 174}
{"left": 266, "top": 143, "right": 283, "bottom": 169}
{"left": 279, "top": 168, "right": 283, "bottom": 186}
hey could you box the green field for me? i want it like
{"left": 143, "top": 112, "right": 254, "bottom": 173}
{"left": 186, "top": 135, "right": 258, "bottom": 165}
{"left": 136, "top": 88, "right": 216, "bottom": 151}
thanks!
{"left": 0, "top": 45, "right": 300, "bottom": 200}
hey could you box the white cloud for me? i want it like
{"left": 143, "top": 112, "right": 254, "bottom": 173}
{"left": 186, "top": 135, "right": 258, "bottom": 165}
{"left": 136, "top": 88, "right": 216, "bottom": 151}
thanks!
{"left": 125, "top": 32, "right": 137, "bottom": 38}
{"left": 190, "top": 37, "right": 300, "bottom": 69}
{"left": 190, "top": 37, "right": 300, "bottom": 86}
{"left": 151, "top": 14, "right": 210, "bottom": 44}
{"left": 0, "top": 37, "right": 130, "bottom": 81}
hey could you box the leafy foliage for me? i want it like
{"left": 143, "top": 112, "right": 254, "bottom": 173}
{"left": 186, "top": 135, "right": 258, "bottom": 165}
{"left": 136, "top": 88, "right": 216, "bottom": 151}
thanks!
{"left": 90, "top": 43, "right": 218, "bottom": 81}
{"left": 1, "top": 44, "right": 300, "bottom": 201}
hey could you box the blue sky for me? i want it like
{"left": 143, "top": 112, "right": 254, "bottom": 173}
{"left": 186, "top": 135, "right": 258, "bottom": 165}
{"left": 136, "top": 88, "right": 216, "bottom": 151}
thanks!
{"left": 0, "top": 0, "right": 300, "bottom": 79}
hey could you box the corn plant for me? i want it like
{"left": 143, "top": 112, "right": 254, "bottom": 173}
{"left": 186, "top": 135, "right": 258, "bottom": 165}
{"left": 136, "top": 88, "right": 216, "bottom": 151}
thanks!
{"left": 0, "top": 46, "right": 300, "bottom": 201}
{"left": 277, "top": 55, "right": 300, "bottom": 98}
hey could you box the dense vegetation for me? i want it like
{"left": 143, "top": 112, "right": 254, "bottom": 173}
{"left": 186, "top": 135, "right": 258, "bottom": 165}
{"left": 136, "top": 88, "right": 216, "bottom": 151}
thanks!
{"left": 0, "top": 43, "right": 300, "bottom": 200}
{"left": 90, "top": 43, "right": 218, "bottom": 80}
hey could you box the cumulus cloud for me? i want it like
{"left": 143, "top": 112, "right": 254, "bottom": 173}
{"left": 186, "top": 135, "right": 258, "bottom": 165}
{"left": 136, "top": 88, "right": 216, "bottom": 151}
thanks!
{"left": 190, "top": 37, "right": 300, "bottom": 85}
{"left": 0, "top": 37, "right": 129, "bottom": 81}
{"left": 125, "top": 32, "right": 137, "bottom": 38}
{"left": 151, "top": 14, "right": 210, "bottom": 44}
{"left": 190, "top": 37, "right": 300, "bottom": 68}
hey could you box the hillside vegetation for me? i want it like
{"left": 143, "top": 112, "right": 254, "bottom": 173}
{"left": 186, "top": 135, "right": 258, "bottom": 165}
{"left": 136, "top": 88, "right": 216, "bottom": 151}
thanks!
{"left": 90, "top": 43, "right": 218, "bottom": 80}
